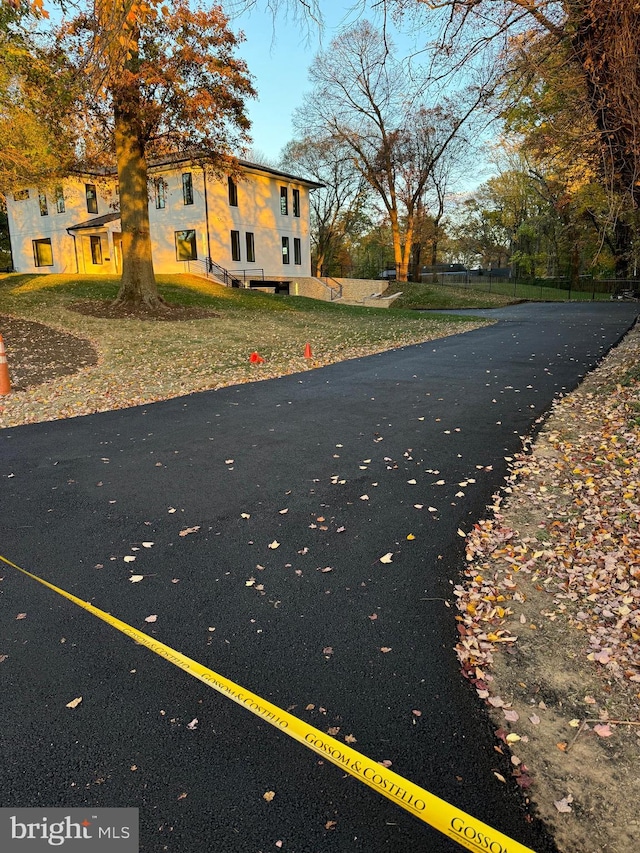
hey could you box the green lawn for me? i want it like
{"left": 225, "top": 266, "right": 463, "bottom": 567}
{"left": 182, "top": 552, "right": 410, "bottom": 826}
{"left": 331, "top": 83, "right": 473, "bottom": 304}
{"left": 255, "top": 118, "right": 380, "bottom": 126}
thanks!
{"left": 0, "top": 273, "right": 491, "bottom": 426}
{"left": 383, "top": 281, "right": 517, "bottom": 309}
{"left": 384, "top": 278, "right": 614, "bottom": 308}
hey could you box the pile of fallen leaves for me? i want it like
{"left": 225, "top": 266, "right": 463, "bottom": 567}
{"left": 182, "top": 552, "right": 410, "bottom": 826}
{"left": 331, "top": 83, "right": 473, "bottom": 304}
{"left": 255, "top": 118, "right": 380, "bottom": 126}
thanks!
{"left": 454, "top": 323, "right": 640, "bottom": 851}
{"left": 455, "top": 330, "right": 640, "bottom": 685}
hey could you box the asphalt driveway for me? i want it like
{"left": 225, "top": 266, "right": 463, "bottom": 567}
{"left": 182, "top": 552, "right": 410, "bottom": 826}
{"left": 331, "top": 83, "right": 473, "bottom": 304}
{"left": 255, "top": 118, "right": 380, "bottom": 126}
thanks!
{"left": 1, "top": 302, "right": 638, "bottom": 852}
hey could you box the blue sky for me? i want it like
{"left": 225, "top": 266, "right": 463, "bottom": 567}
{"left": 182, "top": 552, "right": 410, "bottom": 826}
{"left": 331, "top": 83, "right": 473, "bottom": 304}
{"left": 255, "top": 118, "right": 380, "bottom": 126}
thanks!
{"left": 227, "top": 2, "right": 418, "bottom": 164}
{"left": 226, "top": 3, "right": 495, "bottom": 192}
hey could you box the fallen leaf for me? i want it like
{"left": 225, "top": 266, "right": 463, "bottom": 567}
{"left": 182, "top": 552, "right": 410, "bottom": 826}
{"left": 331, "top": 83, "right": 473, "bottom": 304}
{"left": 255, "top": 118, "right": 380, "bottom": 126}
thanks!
{"left": 325, "top": 820, "right": 337, "bottom": 830}
{"left": 177, "top": 792, "right": 187, "bottom": 801}
{"left": 279, "top": 508, "right": 289, "bottom": 514}
{"left": 327, "top": 726, "right": 340, "bottom": 735}
{"left": 129, "top": 575, "right": 144, "bottom": 583}
{"left": 344, "top": 734, "right": 357, "bottom": 744}
{"left": 593, "top": 723, "right": 614, "bottom": 737}
{"left": 406, "top": 534, "right": 416, "bottom": 540}
{"left": 529, "top": 714, "right": 541, "bottom": 725}
{"left": 142, "top": 542, "right": 154, "bottom": 548}
{"left": 241, "top": 513, "right": 251, "bottom": 519}
{"left": 263, "top": 791, "right": 275, "bottom": 802}
{"left": 187, "top": 718, "right": 198, "bottom": 730}
{"left": 494, "top": 772, "right": 506, "bottom": 783}
{"left": 503, "top": 709, "right": 519, "bottom": 722}
{"left": 379, "top": 553, "right": 393, "bottom": 564}
{"left": 268, "top": 540, "right": 280, "bottom": 549}
{"left": 322, "top": 647, "right": 333, "bottom": 656}
{"left": 554, "top": 795, "right": 573, "bottom": 813}
{"left": 179, "top": 526, "right": 200, "bottom": 536}
{"left": 145, "top": 614, "right": 158, "bottom": 623}
{"left": 124, "top": 555, "right": 136, "bottom": 563}
{"left": 16, "top": 613, "right": 26, "bottom": 620}
{"left": 66, "top": 697, "right": 83, "bottom": 709}
{"left": 368, "top": 613, "right": 378, "bottom": 621}
{"left": 380, "top": 647, "right": 392, "bottom": 653}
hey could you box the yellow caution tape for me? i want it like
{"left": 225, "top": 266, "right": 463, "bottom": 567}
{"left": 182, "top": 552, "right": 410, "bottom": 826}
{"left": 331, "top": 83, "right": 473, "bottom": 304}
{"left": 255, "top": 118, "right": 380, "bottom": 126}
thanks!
{"left": 1, "top": 554, "right": 536, "bottom": 853}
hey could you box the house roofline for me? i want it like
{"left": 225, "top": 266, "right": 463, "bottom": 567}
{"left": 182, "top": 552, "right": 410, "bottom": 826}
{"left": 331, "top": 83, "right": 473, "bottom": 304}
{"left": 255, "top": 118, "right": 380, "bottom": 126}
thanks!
{"left": 69, "top": 152, "right": 324, "bottom": 190}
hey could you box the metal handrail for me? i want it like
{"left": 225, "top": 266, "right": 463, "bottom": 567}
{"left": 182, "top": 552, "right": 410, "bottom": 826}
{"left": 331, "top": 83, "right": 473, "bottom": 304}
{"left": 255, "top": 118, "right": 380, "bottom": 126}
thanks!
{"left": 184, "top": 257, "right": 264, "bottom": 288}
{"left": 321, "top": 274, "right": 343, "bottom": 301}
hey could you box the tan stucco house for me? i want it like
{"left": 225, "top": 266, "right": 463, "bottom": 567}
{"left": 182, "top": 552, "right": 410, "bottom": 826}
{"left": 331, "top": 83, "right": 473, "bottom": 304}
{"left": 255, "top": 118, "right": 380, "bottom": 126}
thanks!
{"left": 5, "top": 155, "right": 322, "bottom": 284}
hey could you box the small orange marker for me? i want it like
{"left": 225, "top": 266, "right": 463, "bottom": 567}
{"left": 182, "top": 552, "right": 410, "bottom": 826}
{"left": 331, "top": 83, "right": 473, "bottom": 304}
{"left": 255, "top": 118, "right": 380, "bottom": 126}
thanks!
{"left": 249, "top": 351, "right": 265, "bottom": 364}
{"left": 0, "top": 335, "right": 11, "bottom": 395}
{"left": 304, "top": 343, "right": 312, "bottom": 359}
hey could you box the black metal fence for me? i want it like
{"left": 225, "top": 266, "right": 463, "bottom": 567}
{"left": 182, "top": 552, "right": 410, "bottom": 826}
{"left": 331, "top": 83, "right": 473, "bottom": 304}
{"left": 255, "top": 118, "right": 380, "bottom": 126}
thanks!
{"left": 421, "top": 272, "right": 639, "bottom": 302}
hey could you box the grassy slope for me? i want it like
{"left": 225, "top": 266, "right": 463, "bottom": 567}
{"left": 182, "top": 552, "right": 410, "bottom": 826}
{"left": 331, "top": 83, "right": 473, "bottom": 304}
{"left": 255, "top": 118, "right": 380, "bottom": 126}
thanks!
{"left": 0, "top": 273, "right": 489, "bottom": 426}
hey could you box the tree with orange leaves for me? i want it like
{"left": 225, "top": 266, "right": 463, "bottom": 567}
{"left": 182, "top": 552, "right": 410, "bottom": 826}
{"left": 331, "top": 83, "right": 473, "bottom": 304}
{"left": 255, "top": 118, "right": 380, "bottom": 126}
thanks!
{"left": 43, "top": 1, "right": 255, "bottom": 308}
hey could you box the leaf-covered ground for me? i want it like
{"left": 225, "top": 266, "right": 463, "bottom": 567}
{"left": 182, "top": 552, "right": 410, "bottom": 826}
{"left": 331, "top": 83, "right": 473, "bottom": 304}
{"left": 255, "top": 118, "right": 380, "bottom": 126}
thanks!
{"left": 455, "top": 325, "right": 640, "bottom": 853}
{"left": 0, "top": 274, "right": 485, "bottom": 428}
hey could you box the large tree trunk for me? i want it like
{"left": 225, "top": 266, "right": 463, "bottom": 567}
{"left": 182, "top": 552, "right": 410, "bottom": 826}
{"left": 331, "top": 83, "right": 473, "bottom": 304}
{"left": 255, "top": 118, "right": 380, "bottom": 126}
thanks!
{"left": 112, "top": 89, "right": 164, "bottom": 309}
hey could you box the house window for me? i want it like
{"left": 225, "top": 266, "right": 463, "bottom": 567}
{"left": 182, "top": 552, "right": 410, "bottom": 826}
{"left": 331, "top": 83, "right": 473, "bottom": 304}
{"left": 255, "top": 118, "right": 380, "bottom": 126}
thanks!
{"left": 55, "top": 186, "right": 65, "bottom": 213}
{"left": 228, "top": 177, "right": 238, "bottom": 207}
{"left": 175, "top": 229, "right": 197, "bottom": 261}
{"left": 293, "top": 188, "right": 300, "bottom": 217}
{"left": 85, "top": 184, "right": 98, "bottom": 214}
{"left": 154, "top": 178, "right": 166, "bottom": 209}
{"left": 294, "top": 237, "right": 302, "bottom": 265}
{"left": 33, "top": 238, "right": 53, "bottom": 267}
{"left": 182, "top": 172, "right": 194, "bottom": 205}
{"left": 245, "top": 232, "right": 255, "bottom": 263}
{"left": 38, "top": 192, "right": 48, "bottom": 216}
{"left": 90, "top": 235, "right": 103, "bottom": 265}
{"left": 282, "top": 236, "right": 290, "bottom": 264}
{"left": 13, "top": 189, "right": 29, "bottom": 201}
{"left": 230, "top": 229, "right": 241, "bottom": 262}
{"left": 280, "top": 186, "right": 288, "bottom": 215}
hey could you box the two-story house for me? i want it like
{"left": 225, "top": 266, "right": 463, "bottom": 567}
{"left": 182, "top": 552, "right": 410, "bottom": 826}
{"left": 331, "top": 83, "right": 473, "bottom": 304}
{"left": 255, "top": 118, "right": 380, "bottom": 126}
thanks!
{"left": 5, "top": 155, "right": 322, "bottom": 283}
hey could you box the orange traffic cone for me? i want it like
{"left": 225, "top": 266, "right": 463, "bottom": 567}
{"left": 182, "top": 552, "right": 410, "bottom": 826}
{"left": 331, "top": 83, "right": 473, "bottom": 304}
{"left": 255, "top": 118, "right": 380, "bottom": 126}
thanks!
{"left": 249, "top": 351, "right": 265, "bottom": 364}
{"left": 304, "top": 342, "right": 313, "bottom": 359}
{"left": 0, "top": 335, "right": 10, "bottom": 395}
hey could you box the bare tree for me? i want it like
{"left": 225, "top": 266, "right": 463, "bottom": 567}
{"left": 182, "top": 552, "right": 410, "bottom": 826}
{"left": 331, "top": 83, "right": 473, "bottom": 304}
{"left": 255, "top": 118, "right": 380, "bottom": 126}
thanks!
{"left": 295, "top": 21, "right": 489, "bottom": 281}
{"left": 281, "top": 136, "right": 368, "bottom": 276}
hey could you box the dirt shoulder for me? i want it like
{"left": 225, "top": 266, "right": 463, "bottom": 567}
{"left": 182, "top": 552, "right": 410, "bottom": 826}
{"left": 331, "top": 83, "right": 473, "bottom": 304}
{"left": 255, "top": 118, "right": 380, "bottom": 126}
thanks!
{"left": 456, "top": 324, "right": 640, "bottom": 852}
